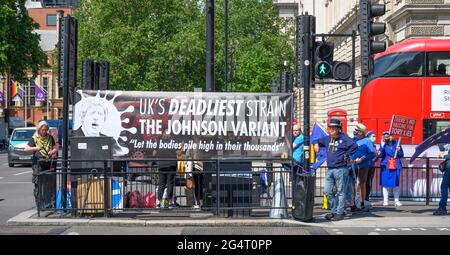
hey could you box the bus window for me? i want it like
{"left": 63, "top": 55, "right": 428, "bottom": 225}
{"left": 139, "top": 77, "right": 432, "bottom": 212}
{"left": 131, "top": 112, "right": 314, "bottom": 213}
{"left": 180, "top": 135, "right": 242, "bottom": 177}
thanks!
{"left": 368, "top": 52, "right": 424, "bottom": 83}
{"left": 428, "top": 52, "right": 450, "bottom": 76}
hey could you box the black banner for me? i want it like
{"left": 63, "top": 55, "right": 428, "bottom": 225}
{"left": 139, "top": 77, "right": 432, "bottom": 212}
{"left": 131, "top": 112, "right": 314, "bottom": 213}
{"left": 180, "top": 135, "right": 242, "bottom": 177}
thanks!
{"left": 73, "top": 91, "right": 292, "bottom": 160}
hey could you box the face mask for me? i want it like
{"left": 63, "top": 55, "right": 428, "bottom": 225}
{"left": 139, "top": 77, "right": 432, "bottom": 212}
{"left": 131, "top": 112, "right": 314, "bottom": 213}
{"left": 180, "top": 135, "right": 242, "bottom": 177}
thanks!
{"left": 370, "top": 137, "right": 376, "bottom": 143}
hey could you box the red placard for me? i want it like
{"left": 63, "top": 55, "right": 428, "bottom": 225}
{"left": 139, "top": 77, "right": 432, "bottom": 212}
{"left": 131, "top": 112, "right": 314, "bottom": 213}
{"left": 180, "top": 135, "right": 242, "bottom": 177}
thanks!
{"left": 389, "top": 115, "right": 416, "bottom": 138}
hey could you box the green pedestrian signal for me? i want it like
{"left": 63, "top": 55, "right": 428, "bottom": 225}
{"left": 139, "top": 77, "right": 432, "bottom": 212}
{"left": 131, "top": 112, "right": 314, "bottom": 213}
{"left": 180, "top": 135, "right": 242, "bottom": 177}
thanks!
{"left": 314, "top": 42, "right": 334, "bottom": 79}
{"left": 315, "top": 61, "right": 331, "bottom": 78}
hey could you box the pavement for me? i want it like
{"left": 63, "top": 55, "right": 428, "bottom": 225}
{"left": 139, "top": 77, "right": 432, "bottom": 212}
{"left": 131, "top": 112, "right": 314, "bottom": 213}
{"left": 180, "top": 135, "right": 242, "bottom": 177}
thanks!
{"left": 7, "top": 202, "right": 450, "bottom": 229}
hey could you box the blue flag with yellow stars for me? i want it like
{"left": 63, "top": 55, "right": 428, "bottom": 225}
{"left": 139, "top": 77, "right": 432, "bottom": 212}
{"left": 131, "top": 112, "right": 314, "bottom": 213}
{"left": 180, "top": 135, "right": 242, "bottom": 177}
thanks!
{"left": 310, "top": 122, "right": 328, "bottom": 174}
{"left": 410, "top": 127, "right": 450, "bottom": 163}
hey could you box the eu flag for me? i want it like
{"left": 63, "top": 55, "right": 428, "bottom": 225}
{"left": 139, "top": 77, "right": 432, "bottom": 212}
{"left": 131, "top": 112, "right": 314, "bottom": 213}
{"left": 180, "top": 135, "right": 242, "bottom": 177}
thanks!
{"left": 410, "top": 127, "right": 450, "bottom": 163}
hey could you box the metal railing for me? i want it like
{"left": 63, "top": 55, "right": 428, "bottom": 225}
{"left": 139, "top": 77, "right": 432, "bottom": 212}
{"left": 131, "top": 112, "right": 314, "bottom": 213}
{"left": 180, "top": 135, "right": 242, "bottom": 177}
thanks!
{"left": 36, "top": 158, "right": 294, "bottom": 218}
{"left": 35, "top": 157, "right": 445, "bottom": 218}
{"left": 313, "top": 157, "right": 444, "bottom": 203}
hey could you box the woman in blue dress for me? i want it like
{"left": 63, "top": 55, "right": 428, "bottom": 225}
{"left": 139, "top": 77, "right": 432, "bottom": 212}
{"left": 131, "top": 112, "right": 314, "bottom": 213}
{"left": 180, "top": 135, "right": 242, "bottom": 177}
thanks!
{"left": 379, "top": 131, "right": 404, "bottom": 207}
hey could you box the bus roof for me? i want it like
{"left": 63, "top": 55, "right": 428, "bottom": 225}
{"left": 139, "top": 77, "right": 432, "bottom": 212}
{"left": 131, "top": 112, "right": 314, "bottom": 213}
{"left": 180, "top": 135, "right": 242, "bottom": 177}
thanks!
{"left": 375, "top": 37, "right": 450, "bottom": 60}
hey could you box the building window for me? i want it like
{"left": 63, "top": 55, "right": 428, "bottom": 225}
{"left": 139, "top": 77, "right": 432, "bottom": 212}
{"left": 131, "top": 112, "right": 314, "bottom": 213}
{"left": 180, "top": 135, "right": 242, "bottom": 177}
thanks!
{"left": 42, "top": 77, "right": 48, "bottom": 105}
{"left": 428, "top": 52, "right": 450, "bottom": 76}
{"left": 29, "top": 83, "right": 35, "bottom": 106}
{"left": 47, "top": 14, "right": 57, "bottom": 26}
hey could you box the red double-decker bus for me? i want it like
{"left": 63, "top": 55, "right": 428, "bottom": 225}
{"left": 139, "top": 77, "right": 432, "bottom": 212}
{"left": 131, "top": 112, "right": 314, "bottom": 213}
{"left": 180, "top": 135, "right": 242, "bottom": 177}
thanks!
{"left": 359, "top": 37, "right": 450, "bottom": 146}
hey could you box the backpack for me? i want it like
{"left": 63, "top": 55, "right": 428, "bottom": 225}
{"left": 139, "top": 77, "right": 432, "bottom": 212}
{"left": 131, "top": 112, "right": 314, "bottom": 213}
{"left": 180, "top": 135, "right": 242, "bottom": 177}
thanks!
{"left": 144, "top": 192, "right": 156, "bottom": 208}
{"left": 126, "top": 190, "right": 145, "bottom": 208}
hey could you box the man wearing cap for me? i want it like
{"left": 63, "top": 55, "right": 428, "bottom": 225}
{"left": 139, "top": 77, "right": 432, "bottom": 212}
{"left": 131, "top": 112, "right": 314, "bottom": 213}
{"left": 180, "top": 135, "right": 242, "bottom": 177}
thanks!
{"left": 351, "top": 123, "right": 376, "bottom": 211}
{"left": 314, "top": 119, "right": 358, "bottom": 221}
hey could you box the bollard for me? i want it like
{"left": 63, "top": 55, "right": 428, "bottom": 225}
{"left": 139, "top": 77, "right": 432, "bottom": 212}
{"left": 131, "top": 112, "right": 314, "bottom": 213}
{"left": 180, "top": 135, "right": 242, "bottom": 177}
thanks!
{"left": 270, "top": 170, "right": 288, "bottom": 219}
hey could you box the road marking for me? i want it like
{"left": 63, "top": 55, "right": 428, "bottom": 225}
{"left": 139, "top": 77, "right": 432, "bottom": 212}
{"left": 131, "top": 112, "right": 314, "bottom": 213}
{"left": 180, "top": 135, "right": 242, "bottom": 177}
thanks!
{"left": 336, "top": 232, "right": 344, "bottom": 235}
{"left": 0, "top": 182, "right": 30, "bottom": 184}
{"left": 14, "top": 171, "right": 32, "bottom": 176}
{"left": 368, "top": 232, "right": 380, "bottom": 235}
{"left": 67, "top": 232, "right": 80, "bottom": 235}
{"left": 332, "top": 229, "right": 340, "bottom": 232}
{"left": 0, "top": 177, "right": 4, "bottom": 180}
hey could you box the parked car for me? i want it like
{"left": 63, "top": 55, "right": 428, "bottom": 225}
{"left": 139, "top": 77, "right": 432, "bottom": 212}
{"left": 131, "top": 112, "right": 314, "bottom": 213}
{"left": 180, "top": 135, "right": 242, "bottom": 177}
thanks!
{"left": 8, "top": 127, "right": 58, "bottom": 167}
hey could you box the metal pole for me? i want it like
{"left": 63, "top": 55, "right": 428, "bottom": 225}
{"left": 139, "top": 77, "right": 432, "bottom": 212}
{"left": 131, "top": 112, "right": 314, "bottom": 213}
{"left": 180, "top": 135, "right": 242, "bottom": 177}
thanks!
{"left": 216, "top": 160, "right": 220, "bottom": 216}
{"left": 224, "top": 0, "right": 228, "bottom": 92}
{"left": 61, "top": 16, "right": 71, "bottom": 209}
{"left": 352, "top": 30, "right": 356, "bottom": 88}
{"left": 104, "top": 160, "right": 109, "bottom": 217}
{"left": 206, "top": 0, "right": 215, "bottom": 92}
{"left": 302, "top": 16, "right": 312, "bottom": 174}
{"left": 46, "top": 91, "right": 49, "bottom": 120}
{"left": 24, "top": 79, "right": 28, "bottom": 127}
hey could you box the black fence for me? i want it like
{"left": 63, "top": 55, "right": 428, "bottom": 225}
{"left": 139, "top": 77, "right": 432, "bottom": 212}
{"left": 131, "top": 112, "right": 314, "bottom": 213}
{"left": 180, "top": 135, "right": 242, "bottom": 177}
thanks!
{"left": 35, "top": 157, "right": 445, "bottom": 218}
{"left": 36, "top": 158, "right": 295, "bottom": 218}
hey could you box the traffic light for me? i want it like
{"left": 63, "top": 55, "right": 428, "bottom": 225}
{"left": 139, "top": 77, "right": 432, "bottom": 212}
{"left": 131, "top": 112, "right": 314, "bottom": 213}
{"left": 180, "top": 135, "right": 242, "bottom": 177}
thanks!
{"left": 82, "top": 60, "right": 94, "bottom": 90}
{"left": 98, "top": 61, "right": 110, "bottom": 90}
{"left": 314, "top": 42, "right": 334, "bottom": 79}
{"left": 360, "top": 0, "right": 386, "bottom": 76}
{"left": 280, "top": 71, "right": 290, "bottom": 93}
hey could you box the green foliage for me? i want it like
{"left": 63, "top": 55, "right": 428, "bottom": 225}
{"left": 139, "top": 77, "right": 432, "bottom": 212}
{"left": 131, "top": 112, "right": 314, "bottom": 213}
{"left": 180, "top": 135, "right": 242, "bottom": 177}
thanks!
{"left": 0, "top": 0, "right": 48, "bottom": 82}
{"left": 76, "top": 0, "right": 294, "bottom": 92}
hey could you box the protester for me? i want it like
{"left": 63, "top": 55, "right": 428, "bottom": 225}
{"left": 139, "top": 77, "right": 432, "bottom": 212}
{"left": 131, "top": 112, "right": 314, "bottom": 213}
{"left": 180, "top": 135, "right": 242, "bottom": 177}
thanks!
{"left": 379, "top": 131, "right": 404, "bottom": 206}
{"left": 314, "top": 119, "right": 358, "bottom": 221}
{"left": 24, "top": 121, "right": 58, "bottom": 208}
{"left": 345, "top": 164, "right": 359, "bottom": 212}
{"left": 351, "top": 124, "right": 376, "bottom": 211}
{"left": 155, "top": 148, "right": 179, "bottom": 209}
{"left": 433, "top": 144, "right": 450, "bottom": 215}
{"left": 292, "top": 124, "right": 304, "bottom": 173}
{"left": 185, "top": 146, "right": 204, "bottom": 209}
{"left": 365, "top": 131, "right": 378, "bottom": 208}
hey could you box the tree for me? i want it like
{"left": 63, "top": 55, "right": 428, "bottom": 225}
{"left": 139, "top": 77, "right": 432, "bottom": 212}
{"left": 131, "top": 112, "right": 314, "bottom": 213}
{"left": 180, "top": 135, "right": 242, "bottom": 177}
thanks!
{"left": 76, "top": 0, "right": 294, "bottom": 92}
{"left": 214, "top": 0, "right": 295, "bottom": 92}
{"left": 0, "top": 0, "right": 48, "bottom": 82}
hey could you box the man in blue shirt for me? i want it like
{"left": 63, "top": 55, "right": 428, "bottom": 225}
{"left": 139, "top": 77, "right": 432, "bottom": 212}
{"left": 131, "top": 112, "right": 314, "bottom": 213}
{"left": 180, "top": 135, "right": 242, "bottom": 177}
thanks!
{"left": 292, "top": 124, "right": 304, "bottom": 173}
{"left": 314, "top": 119, "right": 358, "bottom": 221}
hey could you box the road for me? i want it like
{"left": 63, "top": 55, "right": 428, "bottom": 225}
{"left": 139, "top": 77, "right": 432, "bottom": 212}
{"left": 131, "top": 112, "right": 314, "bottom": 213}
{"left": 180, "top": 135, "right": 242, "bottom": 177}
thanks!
{"left": 0, "top": 153, "right": 34, "bottom": 225}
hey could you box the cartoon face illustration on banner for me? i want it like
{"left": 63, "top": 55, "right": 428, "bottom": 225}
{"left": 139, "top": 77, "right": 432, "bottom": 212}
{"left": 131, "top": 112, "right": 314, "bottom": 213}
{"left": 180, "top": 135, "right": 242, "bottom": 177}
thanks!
{"left": 73, "top": 91, "right": 136, "bottom": 156}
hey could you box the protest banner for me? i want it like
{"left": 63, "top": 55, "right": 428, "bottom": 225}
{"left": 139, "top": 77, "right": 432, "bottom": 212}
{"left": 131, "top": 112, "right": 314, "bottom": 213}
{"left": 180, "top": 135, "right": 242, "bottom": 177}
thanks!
{"left": 73, "top": 90, "right": 293, "bottom": 160}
